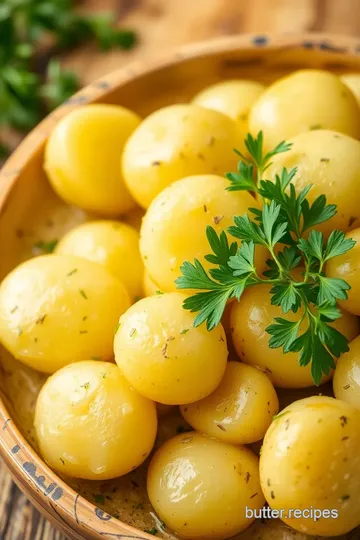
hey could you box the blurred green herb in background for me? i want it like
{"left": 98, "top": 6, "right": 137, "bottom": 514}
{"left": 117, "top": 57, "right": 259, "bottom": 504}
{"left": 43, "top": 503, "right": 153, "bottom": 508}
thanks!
{"left": 0, "top": 0, "right": 137, "bottom": 155}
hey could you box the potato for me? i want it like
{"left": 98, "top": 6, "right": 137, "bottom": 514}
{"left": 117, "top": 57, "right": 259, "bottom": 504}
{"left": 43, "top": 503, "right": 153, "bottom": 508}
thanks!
{"left": 180, "top": 362, "right": 279, "bottom": 444}
{"left": 35, "top": 361, "right": 157, "bottom": 480}
{"left": 122, "top": 104, "right": 244, "bottom": 208}
{"left": 333, "top": 335, "right": 360, "bottom": 409}
{"left": 142, "top": 271, "right": 161, "bottom": 297}
{"left": 56, "top": 221, "right": 143, "bottom": 301}
{"left": 0, "top": 255, "right": 130, "bottom": 373}
{"left": 260, "top": 396, "right": 360, "bottom": 536}
{"left": 114, "top": 292, "right": 227, "bottom": 404}
{"left": 341, "top": 73, "right": 360, "bottom": 104}
{"left": 140, "top": 174, "right": 268, "bottom": 292}
{"left": 192, "top": 79, "right": 265, "bottom": 131}
{"left": 266, "top": 130, "right": 360, "bottom": 237}
{"left": 249, "top": 70, "right": 360, "bottom": 151}
{"left": 44, "top": 104, "right": 140, "bottom": 215}
{"left": 147, "top": 432, "right": 264, "bottom": 539}
{"left": 326, "top": 227, "right": 360, "bottom": 314}
{"left": 229, "top": 284, "right": 359, "bottom": 388}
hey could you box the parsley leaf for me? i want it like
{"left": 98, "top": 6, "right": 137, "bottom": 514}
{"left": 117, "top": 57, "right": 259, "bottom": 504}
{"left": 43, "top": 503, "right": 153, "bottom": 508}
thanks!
{"left": 177, "top": 131, "right": 355, "bottom": 384}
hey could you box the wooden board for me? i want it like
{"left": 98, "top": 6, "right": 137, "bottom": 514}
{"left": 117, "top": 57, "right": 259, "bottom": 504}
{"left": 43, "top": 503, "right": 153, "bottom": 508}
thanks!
{"left": 1, "top": 0, "right": 360, "bottom": 538}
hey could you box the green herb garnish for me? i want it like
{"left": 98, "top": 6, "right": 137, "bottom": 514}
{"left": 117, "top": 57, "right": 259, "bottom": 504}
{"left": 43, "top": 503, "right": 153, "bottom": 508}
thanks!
{"left": 0, "top": 0, "right": 137, "bottom": 155}
{"left": 144, "top": 528, "right": 158, "bottom": 536}
{"left": 176, "top": 132, "right": 355, "bottom": 385}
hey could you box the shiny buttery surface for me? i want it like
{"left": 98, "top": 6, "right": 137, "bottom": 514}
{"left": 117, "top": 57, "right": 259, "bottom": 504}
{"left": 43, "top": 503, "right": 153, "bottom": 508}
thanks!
{"left": 35, "top": 361, "right": 157, "bottom": 480}
{"left": 180, "top": 361, "right": 279, "bottom": 444}
{"left": 0, "top": 255, "right": 130, "bottom": 373}
{"left": 122, "top": 104, "right": 244, "bottom": 208}
{"left": 44, "top": 104, "right": 140, "bottom": 215}
{"left": 56, "top": 220, "right": 144, "bottom": 301}
{"left": 114, "top": 292, "right": 228, "bottom": 404}
{"left": 140, "top": 174, "right": 267, "bottom": 292}
{"left": 147, "top": 432, "right": 264, "bottom": 539}
{"left": 249, "top": 69, "right": 360, "bottom": 151}
{"left": 267, "top": 130, "right": 360, "bottom": 237}
{"left": 260, "top": 396, "right": 360, "bottom": 536}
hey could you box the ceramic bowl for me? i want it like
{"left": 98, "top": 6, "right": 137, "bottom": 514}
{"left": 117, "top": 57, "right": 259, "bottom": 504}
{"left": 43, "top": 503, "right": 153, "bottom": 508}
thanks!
{"left": 1, "top": 33, "right": 360, "bottom": 540}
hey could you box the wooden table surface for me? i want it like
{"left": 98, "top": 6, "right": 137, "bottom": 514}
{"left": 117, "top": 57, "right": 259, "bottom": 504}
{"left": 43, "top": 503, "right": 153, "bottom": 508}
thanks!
{"left": 1, "top": 0, "right": 360, "bottom": 538}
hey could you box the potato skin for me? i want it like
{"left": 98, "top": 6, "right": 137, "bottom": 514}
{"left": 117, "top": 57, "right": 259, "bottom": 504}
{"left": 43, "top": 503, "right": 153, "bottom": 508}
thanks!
{"left": 260, "top": 396, "right": 360, "bottom": 536}
{"left": 122, "top": 104, "right": 244, "bottom": 208}
{"left": 35, "top": 361, "right": 157, "bottom": 480}
{"left": 192, "top": 79, "right": 265, "bottom": 131}
{"left": 114, "top": 292, "right": 227, "bottom": 404}
{"left": 181, "top": 361, "right": 279, "bottom": 444}
{"left": 229, "top": 284, "right": 359, "bottom": 388}
{"left": 140, "top": 174, "right": 267, "bottom": 292}
{"left": 44, "top": 104, "right": 140, "bottom": 215}
{"left": 266, "top": 130, "right": 360, "bottom": 237}
{"left": 333, "top": 335, "right": 360, "bottom": 409}
{"left": 0, "top": 255, "right": 130, "bottom": 373}
{"left": 147, "top": 432, "right": 264, "bottom": 539}
{"left": 56, "top": 220, "right": 143, "bottom": 301}
{"left": 249, "top": 70, "right": 360, "bottom": 151}
{"left": 326, "top": 227, "right": 360, "bottom": 315}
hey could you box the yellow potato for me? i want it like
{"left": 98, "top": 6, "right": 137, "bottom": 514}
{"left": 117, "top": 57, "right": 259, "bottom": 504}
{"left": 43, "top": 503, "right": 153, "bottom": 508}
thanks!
{"left": 260, "top": 396, "right": 360, "bottom": 536}
{"left": 249, "top": 70, "right": 360, "bottom": 151}
{"left": 56, "top": 221, "right": 143, "bottom": 302}
{"left": 229, "top": 284, "right": 359, "bottom": 388}
{"left": 122, "top": 104, "right": 244, "bottom": 208}
{"left": 192, "top": 79, "right": 265, "bottom": 131}
{"left": 181, "top": 361, "right": 279, "bottom": 444}
{"left": 114, "top": 292, "right": 227, "bottom": 404}
{"left": 266, "top": 130, "right": 360, "bottom": 237}
{"left": 140, "top": 174, "right": 268, "bottom": 292}
{"left": 341, "top": 73, "right": 360, "bottom": 104}
{"left": 333, "top": 334, "right": 360, "bottom": 409}
{"left": 0, "top": 255, "right": 130, "bottom": 373}
{"left": 326, "top": 227, "right": 360, "bottom": 314}
{"left": 35, "top": 361, "right": 157, "bottom": 480}
{"left": 44, "top": 104, "right": 141, "bottom": 215}
{"left": 147, "top": 432, "right": 264, "bottom": 539}
{"left": 142, "top": 271, "right": 162, "bottom": 297}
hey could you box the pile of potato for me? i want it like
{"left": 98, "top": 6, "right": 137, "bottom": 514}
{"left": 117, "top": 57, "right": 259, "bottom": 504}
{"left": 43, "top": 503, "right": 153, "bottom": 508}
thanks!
{"left": 1, "top": 69, "right": 360, "bottom": 539}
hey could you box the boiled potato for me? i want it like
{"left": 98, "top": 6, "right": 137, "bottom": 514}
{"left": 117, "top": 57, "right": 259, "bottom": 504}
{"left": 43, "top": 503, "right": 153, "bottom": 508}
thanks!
{"left": 266, "top": 130, "right": 360, "bottom": 237}
{"left": 326, "top": 227, "right": 360, "bottom": 314}
{"left": 0, "top": 255, "right": 130, "bottom": 373}
{"left": 341, "top": 73, "right": 360, "bottom": 104}
{"left": 229, "top": 284, "right": 359, "bottom": 388}
{"left": 260, "top": 396, "right": 360, "bottom": 536}
{"left": 181, "top": 362, "right": 279, "bottom": 444}
{"left": 114, "top": 292, "right": 227, "bottom": 404}
{"left": 140, "top": 174, "right": 268, "bottom": 292}
{"left": 35, "top": 361, "right": 157, "bottom": 480}
{"left": 249, "top": 70, "right": 360, "bottom": 151}
{"left": 142, "top": 271, "right": 161, "bottom": 296}
{"left": 333, "top": 334, "right": 360, "bottom": 409}
{"left": 192, "top": 79, "right": 265, "bottom": 131}
{"left": 122, "top": 104, "right": 244, "bottom": 208}
{"left": 147, "top": 432, "right": 264, "bottom": 539}
{"left": 56, "top": 221, "right": 143, "bottom": 301}
{"left": 44, "top": 104, "right": 140, "bottom": 215}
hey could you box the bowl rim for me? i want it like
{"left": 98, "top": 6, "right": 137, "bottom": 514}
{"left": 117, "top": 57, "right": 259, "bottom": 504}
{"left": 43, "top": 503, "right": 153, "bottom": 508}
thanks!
{"left": 1, "top": 31, "right": 360, "bottom": 540}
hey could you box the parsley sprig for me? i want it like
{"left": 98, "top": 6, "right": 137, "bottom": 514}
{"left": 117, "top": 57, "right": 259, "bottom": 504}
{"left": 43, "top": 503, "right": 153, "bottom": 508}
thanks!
{"left": 0, "top": 0, "right": 137, "bottom": 153}
{"left": 176, "top": 132, "right": 356, "bottom": 385}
